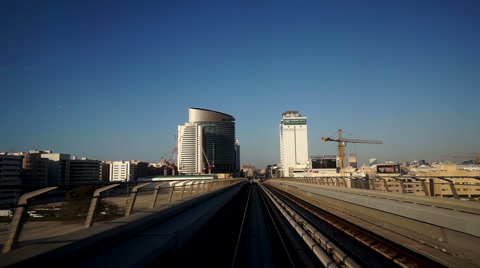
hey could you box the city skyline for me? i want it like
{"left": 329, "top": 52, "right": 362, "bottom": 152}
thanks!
{"left": 1, "top": 1, "right": 479, "bottom": 169}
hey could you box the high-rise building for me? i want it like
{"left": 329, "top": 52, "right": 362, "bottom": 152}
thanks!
{"left": 177, "top": 108, "right": 236, "bottom": 175}
{"left": 279, "top": 111, "right": 309, "bottom": 177}
{"left": 178, "top": 123, "right": 204, "bottom": 174}
{"left": 235, "top": 140, "right": 241, "bottom": 173}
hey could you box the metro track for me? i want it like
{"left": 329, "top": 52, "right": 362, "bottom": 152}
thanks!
{"left": 230, "top": 181, "right": 296, "bottom": 267}
{"left": 6, "top": 179, "right": 473, "bottom": 267}
{"left": 263, "top": 183, "right": 449, "bottom": 268}
{"left": 150, "top": 180, "right": 450, "bottom": 267}
{"left": 151, "top": 181, "right": 324, "bottom": 267}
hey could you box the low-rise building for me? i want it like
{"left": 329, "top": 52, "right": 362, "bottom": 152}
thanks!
{"left": 416, "top": 164, "right": 480, "bottom": 198}
{"left": 109, "top": 161, "right": 135, "bottom": 182}
{"left": 132, "top": 161, "right": 149, "bottom": 180}
{"left": 38, "top": 150, "right": 71, "bottom": 184}
{"left": 70, "top": 157, "right": 101, "bottom": 184}
{"left": 100, "top": 161, "right": 111, "bottom": 182}
{"left": 242, "top": 164, "right": 256, "bottom": 177}
{"left": 0, "top": 153, "right": 23, "bottom": 185}
{"left": 22, "top": 152, "right": 49, "bottom": 185}
{"left": 0, "top": 153, "right": 23, "bottom": 205}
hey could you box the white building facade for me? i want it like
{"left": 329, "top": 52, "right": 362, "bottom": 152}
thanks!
{"left": 109, "top": 161, "right": 135, "bottom": 182}
{"left": 235, "top": 140, "right": 241, "bottom": 173}
{"left": 177, "top": 123, "right": 204, "bottom": 174}
{"left": 279, "top": 111, "right": 309, "bottom": 177}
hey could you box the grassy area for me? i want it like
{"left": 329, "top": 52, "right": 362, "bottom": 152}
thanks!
{"left": 0, "top": 217, "right": 12, "bottom": 223}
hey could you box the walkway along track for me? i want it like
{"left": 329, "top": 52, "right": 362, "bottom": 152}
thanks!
{"left": 263, "top": 181, "right": 479, "bottom": 268}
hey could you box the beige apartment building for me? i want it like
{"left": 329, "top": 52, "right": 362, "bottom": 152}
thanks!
{"left": 420, "top": 165, "right": 480, "bottom": 198}
{"left": 372, "top": 177, "right": 427, "bottom": 195}
{"left": 373, "top": 164, "right": 480, "bottom": 199}
{"left": 242, "top": 164, "right": 256, "bottom": 177}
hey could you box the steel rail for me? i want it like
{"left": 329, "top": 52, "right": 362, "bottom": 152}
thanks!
{"left": 257, "top": 183, "right": 296, "bottom": 267}
{"left": 258, "top": 183, "right": 340, "bottom": 268}
{"left": 230, "top": 183, "right": 252, "bottom": 268}
{"left": 260, "top": 183, "right": 361, "bottom": 268}
{"left": 267, "top": 184, "right": 443, "bottom": 268}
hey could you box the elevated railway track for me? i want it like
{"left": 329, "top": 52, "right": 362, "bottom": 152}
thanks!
{"left": 0, "top": 179, "right": 479, "bottom": 267}
{"left": 264, "top": 179, "right": 480, "bottom": 267}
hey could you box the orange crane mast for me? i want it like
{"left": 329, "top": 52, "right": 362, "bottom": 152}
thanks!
{"left": 322, "top": 129, "right": 383, "bottom": 172}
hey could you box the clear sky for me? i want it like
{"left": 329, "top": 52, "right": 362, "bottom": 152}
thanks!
{"left": 1, "top": 0, "right": 479, "bottom": 169}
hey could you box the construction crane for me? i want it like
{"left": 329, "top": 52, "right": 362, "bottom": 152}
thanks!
{"left": 441, "top": 153, "right": 479, "bottom": 165}
{"left": 322, "top": 129, "right": 383, "bottom": 173}
{"left": 202, "top": 146, "right": 213, "bottom": 174}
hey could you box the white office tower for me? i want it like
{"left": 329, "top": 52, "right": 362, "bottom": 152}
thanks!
{"left": 235, "top": 140, "right": 240, "bottom": 173}
{"left": 177, "top": 123, "right": 204, "bottom": 174}
{"left": 279, "top": 111, "right": 309, "bottom": 177}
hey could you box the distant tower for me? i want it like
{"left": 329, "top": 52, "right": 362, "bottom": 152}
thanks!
{"left": 279, "top": 111, "right": 309, "bottom": 177}
{"left": 235, "top": 140, "right": 240, "bottom": 173}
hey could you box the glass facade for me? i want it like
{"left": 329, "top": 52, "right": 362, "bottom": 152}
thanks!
{"left": 189, "top": 108, "right": 236, "bottom": 173}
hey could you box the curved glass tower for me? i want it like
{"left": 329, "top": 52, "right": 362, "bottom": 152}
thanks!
{"left": 179, "top": 108, "right": 236, "bottom": 174}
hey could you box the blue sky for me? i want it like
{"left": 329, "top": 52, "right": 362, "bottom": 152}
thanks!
{"left": 1, "top": 0, "right": 479, "bottom": 169}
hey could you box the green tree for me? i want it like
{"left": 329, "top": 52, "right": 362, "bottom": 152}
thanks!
{"left": 61, "top": 185, "right": 120, "bottom": 221}
{"left": 62, "top": 186, "right": 96, "bottom": 219}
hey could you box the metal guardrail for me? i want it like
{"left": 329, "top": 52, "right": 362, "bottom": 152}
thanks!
{"left": 0, "top": 178, "right": 245, "bottom": 253}
{"left": 273, "top": 176, "right": 480, "bottom": 200}
{"left": 1, "top": 187, "right": 58, "bottom": 253}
